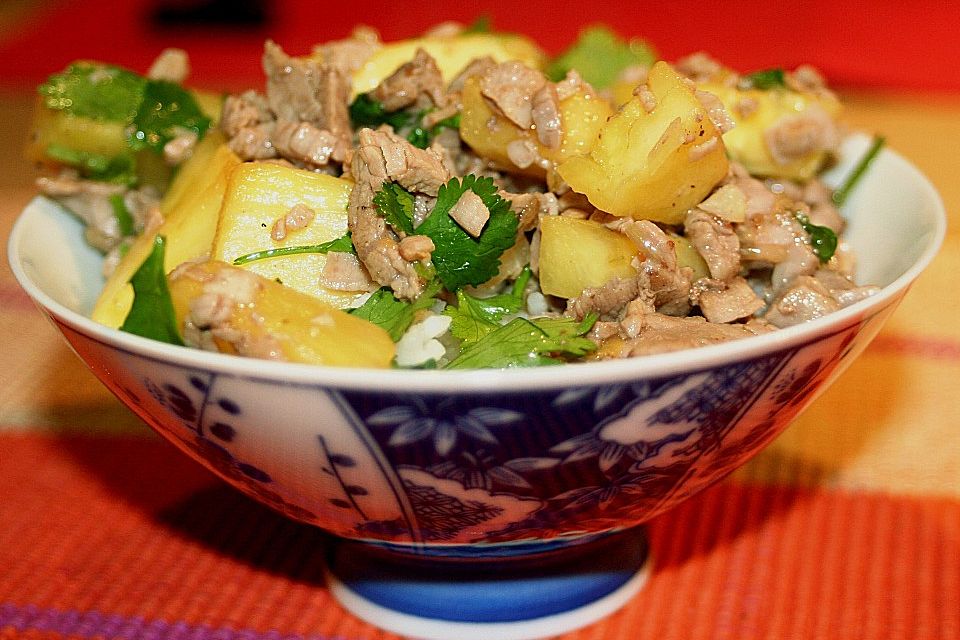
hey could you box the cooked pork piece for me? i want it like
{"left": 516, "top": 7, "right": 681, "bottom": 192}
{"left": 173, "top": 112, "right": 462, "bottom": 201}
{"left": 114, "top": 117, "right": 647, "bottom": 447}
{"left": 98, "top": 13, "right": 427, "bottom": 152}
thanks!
{"left": 764, "top": 106, "right": 839, "bottom": 167}
{"left": 480, "top": 61, "right": 548, "bottom": 129}
{"left": 147, "top": 48, "right": 190, "bottom": 83}
{"left": 611, "top": 218, "right": 693, "bottom": 316}
{"left": 312, "top": 26, "right": 381, "bottom": 76}
{"left": 348, "top": 127, "right": 450, "bottom": 299}
{"left": 262, "top": 40, "right": 350, "bottom": 135}
{"left": 684, "top": 208, "right": 741, "bottom": 282}
{"left": 693, "top": 276, "right": 764, "bottom": 323}
{"left": 598, "top": 303, "right": 773, "bottom": 358}
{"left": 763, "top": 274, "right": 839, "bottom": 327}
{"left": 370, "top": 48, "right": 446, "bottom": 111}
{"left": 566, "top": 276, "right": 646, "bottom": 322}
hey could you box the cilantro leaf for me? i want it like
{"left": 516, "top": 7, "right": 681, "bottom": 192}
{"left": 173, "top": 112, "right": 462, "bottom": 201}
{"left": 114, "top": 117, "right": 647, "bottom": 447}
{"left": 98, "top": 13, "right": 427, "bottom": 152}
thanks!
{"left": 432, "top": 112, "right": 461, "bottom": 134}
{"left": 445, "top": 267, "right": 531, "bottom": 345}
{"left": 373, "top": 183, "right": 416, "bottom": 235}
{"left": 119, "top": 235, "right": 184, "bottom": 346}
{"left": 547, "top": 25, "right": 657, "bottom": 88}
{"left": 39, "top": 62, "right": 145, "bottom": 122}
{"left": 231, "top": 232, "right": 356, "bottom": 265}
{"left": 350, "top": 281, "right": 441, "bottom": 342}
{"left": 129, "top": 80, "right": 211, "bottom": 154}
{"left": 795, "top": 213, "right": 838, "bottom": 263}
{"left": 445, "top": 315, "right": 597, "bottom": 369}
{"left": 349, "top": 93, "right": 416, "bottom": 130}
{"left": 739, "top": 68, "right": 786, "bottom": 90}
{"left": 109, "top": 193, "right": 135, "bottom": 237}
{"left": 405, "top": 111, "right": 462, "bottom": 149}
{"left": 415, "top": 174, "right": 518, "bottom": 291}
{"left": 349, "top": 94, "right": 461, "bottom": 149}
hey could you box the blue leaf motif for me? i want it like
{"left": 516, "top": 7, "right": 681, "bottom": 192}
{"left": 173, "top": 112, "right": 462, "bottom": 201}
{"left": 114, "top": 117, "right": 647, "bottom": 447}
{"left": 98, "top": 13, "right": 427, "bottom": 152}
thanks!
{"left": 329, "top": 454, "right": 357, "bottom": 467}
{"left": 563, "top": 443, "right": 601, "bottom": 464}
{"left": 455, "top": 415, "right": 499, "bottom": 444}
{"left": 434, "top": 423, "right": 458, "bottom": 456}
{"left": 593, "top": 386, "right": 626, "bottom": 411}
{"left": 466, "top": 407, "right": 525, "bottom": 425}
{"left": 487, "top": 466, "right": 532, "bottom": 489}
{"left": 388, "top": 418, "right": 437, "bottom": 446}
{"left": 503, "top": 457, "right": 561, "bottom": 472}
{"left": 552, "top": 387, "right": 593, "bottom": 406}
{"left": 368, "top": 405, "right": 420, "bottom": 425}
{"left": 549, "top": 432, "right": 593, "bottom": 454}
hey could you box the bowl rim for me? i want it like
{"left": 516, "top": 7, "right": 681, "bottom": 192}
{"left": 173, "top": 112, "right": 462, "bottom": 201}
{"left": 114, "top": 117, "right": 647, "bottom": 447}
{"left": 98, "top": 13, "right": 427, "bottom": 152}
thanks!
{"left": 8, "top": 135, "right": 946, "bottom": 394}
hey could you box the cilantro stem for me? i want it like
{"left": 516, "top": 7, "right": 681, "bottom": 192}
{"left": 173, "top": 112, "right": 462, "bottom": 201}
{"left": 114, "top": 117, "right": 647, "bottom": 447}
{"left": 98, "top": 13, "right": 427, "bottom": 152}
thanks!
{"left": 232, "top": 234, "right": 354, "bottom": 265}
{"left": 832, "top": 135, "right": 885, "bottom": 207}
{"left": 109, "top": 193, "right": 134, "bottom": 237}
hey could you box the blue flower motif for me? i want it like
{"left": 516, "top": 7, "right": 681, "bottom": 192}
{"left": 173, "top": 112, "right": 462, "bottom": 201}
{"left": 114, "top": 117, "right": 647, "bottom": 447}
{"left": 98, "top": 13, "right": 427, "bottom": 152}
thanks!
{"left": 366, "top": 397, "right": 524, "bottom": 456}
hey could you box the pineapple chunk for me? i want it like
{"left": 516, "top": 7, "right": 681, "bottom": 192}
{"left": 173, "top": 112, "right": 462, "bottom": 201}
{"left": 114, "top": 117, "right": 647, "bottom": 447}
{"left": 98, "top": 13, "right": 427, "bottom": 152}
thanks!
{"left": 212, "top": 162, "right": 366, "bottom": 308}
{"left": 92, "top": 132, "right": 240, "bottom": 328}
{"left": 557, "top": 61, "right": 729, "bottom": 224}
{"left": 26, "top": 96, "right": 128, "bottom": 168}
{"left": 539, "top": 216, "right": 637, "bottom": 299}
{"left": 168, "top": 260, "right": 395, "bottom": 368}
{"left": 346, "top": 33, "right": 547, "bottom": 98}
{"left": 671, "top": 233, "right": 710, "bottom": 282}
{"left": 460, "top": 77, "right": 613, "bottom": 177}
{"left": 700, "top": 77, "right": 840, "bottom": 181}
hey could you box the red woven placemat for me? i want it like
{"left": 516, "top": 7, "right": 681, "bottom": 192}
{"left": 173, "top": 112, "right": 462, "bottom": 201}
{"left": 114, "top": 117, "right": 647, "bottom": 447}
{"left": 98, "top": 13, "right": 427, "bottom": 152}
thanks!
{"left": 2, "top": 433, "right": 958, "bottom": 640}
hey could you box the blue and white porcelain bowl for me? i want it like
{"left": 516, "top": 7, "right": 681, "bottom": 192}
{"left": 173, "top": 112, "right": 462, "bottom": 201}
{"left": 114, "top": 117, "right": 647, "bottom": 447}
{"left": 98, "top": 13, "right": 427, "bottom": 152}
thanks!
{"left": 8, "top": 134, "right": 945, "bottom": 640}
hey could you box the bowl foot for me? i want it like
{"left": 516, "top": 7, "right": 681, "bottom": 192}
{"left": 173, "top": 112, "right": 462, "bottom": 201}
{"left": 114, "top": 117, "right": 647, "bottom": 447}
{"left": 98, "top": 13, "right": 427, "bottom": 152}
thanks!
{"left": 325, "top": 528, "right": 651, "bottom": 640}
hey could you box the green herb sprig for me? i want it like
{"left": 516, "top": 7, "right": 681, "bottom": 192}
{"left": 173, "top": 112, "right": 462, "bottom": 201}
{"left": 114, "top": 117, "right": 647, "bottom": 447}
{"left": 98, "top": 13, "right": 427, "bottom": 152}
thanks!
{"left": 350, "top": 281, "right": 441, "bottom": 341}
{"left": 445, "top": 267, "right": 531, "bottom": 345}
{"left": 796, "top": 212, "right": 838, "bottom": 263}
{"left": 119, "top": 235, "right": 184, "bottom": 345}
{"left": 109, "top": 193, "right": 135, "bottom": 237}
{"left": 739, "top": 68, "right": 786, "bottom": 90}
{"left": 445, "top": 314, "right": 597, "bottom": 369}
{"left": 546, "top": 25, "right": 656, "bottom": 89}
{"left": 349, "top": 94, "right": 461, "bottom": 149}
{"left": 832, "top": 135, "right": 886, "bottom": 207}
{"left": 231, "top": 232, "right": 355, "bottom": 266}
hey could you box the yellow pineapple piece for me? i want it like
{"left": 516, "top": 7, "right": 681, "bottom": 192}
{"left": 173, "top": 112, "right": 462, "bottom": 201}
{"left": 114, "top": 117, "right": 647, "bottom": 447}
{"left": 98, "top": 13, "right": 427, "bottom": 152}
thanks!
{"left": 345, "top": 33, "right": 547, "bottom": 98}
{"left": 670, "top": 233, "right": 710, "bottom": 282}
{"left": 168, "top": 260, "right": 395, "bottom": 368}
{"left": 538, "top": 216, "right": 637, "bottom": 299}
{"left": 557, "top": 61, "right": 729, "bottom": 224}
{"left": 211, "top": 162, "right": 367, "bottom": 309}
{"left": 700, "top": 75, "right": 841, "bottom": 181}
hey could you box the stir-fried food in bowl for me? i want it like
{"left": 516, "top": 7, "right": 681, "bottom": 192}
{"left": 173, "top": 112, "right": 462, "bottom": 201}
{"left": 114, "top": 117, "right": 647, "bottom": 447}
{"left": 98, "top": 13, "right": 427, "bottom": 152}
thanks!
{"left": 28, "top": 24, "right": 883, "bottom": 369}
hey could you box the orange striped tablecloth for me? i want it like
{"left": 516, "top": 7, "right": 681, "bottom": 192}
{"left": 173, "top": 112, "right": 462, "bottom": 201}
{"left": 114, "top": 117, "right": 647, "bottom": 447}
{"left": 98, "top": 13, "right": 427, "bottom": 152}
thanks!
{"left": 1, "top": 88, "right": 958, "bottom": 639}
